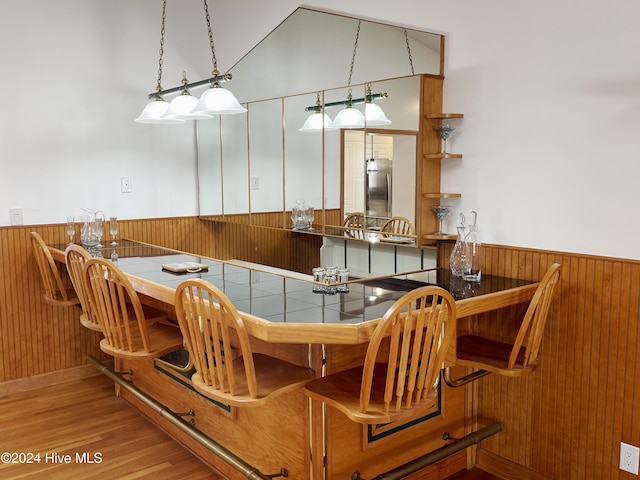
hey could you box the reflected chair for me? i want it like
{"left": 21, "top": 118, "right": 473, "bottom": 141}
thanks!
{"left": 174, "top": 278, "right": 315, "bottom": 407}
{"left": 65, "top": 244, "right": 168, "bottom": 333}
{"left": 304, "top": 285, "right": 456, "bottom": 424}
{"left": 343, "top": 212, "right": 365, "bottom": 238}
{"left": 379, "top": 216, "right": 416, "bottom": 239}
{"left": 84, "top": 257, "right": 183, "bottom": 359}
{"left": 444, "top": 263, "right": 562, "bottom": 387}
{"left": 30, "top": 231, "right": 80, "bottom": 308}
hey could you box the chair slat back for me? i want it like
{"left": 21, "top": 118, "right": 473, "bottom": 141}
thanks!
{"left": 380, "top": 217, "right": 415, "bottom": 237}
{"left": 175, "top": 279, "right": 257, "bottom": 399}
{"left": 360, "top": 286, "right": 456, "bottom": 416}
{"left": 65, "top": 244, "right": 100, "bottom": 329}
{"left": 84, "top": 257, "right": 151, "bottom": 353}
{"left": 30, "top": 232, "right": 71, "bottom": 304}
{"left": 343, "top": 212, "right": 365, "bottom": 238}
{"left": 509, "top": 263, "right": 562, "bottom": 369}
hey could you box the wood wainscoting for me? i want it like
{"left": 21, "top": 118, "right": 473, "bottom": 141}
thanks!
{"left": 0, "top": 218, "right": 209, "bottom": 386}
{"left": 2, "top": 217, "right": 639, "bottom": 479}
{"left": 437, "top": 241, "right": 640, "bottom": 480}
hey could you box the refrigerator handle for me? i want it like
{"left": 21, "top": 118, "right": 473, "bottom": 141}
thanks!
{"left": 387, "top": 173, "right": 392, "bottom": 214}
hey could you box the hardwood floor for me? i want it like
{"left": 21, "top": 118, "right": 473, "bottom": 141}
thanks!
{"left": 0, "top": 374, "right": 223, "bottom": 479}
{"left": 0, "top": 373, "right": 503, "bottom": 480}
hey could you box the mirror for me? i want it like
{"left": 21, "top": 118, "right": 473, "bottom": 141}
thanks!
{"left": 197, "top": 7, "right": 443, "bottom": 239}
{"left": 343, "top": 130, "right": 417, "bottom": 229}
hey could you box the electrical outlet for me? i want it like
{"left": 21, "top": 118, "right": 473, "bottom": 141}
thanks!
{"left": 621, "top": 442, "right": 640, "bottom": 474}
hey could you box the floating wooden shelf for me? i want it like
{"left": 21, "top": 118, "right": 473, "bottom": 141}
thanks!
{"left": 423, "top": 233, "right": 457, "bottom": 241}
{"left": 425, "top": 153, "right": 463, "bottom": 159}
{"left": 423, "top": 193, "right": 461, "bottom": 199}
{"left": 426, "top": 113, "right": 464, "bottom": 120}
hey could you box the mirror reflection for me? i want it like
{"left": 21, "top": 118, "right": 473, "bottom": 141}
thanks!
{"left": 196, "top": 7, "right": 443, "bottom": 243}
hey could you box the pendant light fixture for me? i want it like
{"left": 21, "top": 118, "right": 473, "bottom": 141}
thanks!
{"left": 191, "top": 0, "right": 246, "bottom": 115}
{"left": 366, "top": 133, "right": 378, "bottom": 173}
{"left": 135, "top": 0, "right": 245, "bottom": 124}
{"left": 299, "top": 20, "right": 392, "bottom": 131}
{"left": 299, "top": 93, "right": 336, "bottom": 132}
{"left": 332, "top": 20, "right": 365, "bottom": 129}
{"left": 364, "top": 84, "right": 391, "bottom": 126}
{"left": 167, "top": 72, "right": 213, "bottom": 120}
{"left": 135, "top": 0, "right": 185, "bottom": 124}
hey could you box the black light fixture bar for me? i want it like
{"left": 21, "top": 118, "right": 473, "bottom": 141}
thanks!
{"left": 147, "top": 73, "right": 232, "bottom": 99}
{"left": 305, "top": 92, "right": 388, "bottom": 112}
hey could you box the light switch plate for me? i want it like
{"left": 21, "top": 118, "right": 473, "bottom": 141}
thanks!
{"left": 10, "top": 208, "right": 23, "bottom": 226}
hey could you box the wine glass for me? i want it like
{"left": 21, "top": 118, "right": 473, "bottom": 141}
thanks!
{"left": 109, "top": 217, "right": 118, "bottom": 246}
{"left": 66, "top": 216, "right": 76, "bottom": 245}
{"left": 435, "top": 124, "right": 456, "bottom": 154}
{"left": 94, "top": 215, "right": 105, "bottom": 248}
{"left": 305, "top": 207, "right": 314, "bottom": 231}
{"left": 430, "top": 205, "right": 450, "bottom": 235}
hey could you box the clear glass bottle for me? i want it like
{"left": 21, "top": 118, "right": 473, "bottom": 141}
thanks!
{"left": 462, "top": 211, "right": 481, "bottom": 282}
{"left": 449, "top": 213, "right": 467, "bottom": 277}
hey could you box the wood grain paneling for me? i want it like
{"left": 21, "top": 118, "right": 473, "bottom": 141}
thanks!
{"left": 439, "top": 241, "right": 640, "bottom": 480}
{"left": 0, "top": 217, "right": 215, "bottom": 385}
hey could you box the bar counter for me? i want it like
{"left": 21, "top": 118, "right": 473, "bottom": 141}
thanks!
{"left": 50, "top": 239, "right": 538, "bottom": 345}
{"left": 48, "top": 239, "right": 539, "bottom": 479}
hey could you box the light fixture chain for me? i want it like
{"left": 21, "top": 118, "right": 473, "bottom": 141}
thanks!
{"left": 155, "top": 0, "right": 167, "bottom": 92}
{"left": 404, "top": 29, "right": 415, "bottom": 75}
{"left": 347, "top": 20, "right": 361, "bottom": 87}
{"left": 202, "top": 0, "right": 218, "bottom": 75}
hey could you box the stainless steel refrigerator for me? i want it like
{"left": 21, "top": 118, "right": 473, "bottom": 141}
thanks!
{"left": 365, "top": 158, "right": 392, "bottom": 218}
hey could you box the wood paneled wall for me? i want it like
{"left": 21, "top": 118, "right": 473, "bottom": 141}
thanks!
{"left": 0, "top": 217, "right": 212, "bottom": 384}
{"left": 2, "top": 217, "right": 638, "bottom": 479}
{"left": 438, "top": 241, "right": 640, "bottom": 479}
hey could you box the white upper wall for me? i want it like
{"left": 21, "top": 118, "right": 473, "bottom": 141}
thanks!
{"left": 1, "top": 0, "right": 639, "bottom": 260}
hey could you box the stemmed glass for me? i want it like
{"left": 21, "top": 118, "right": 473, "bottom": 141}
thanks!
{"left": 109, "top": 217, "right": 118, "bottom": 246}
{"left": 94, "top": 215, "right": 105, "bottom": 248}
{"left": 66, "top": 216, "right": 76, "bottom": 245}
{"left": 435, "top": 124, "right": 456, "bottom": 154}
{"left": 430, "top": 205, "right": 450, "bottom": 235}
{"left": 305, "top": 207, "right": 314, "bottom": 231}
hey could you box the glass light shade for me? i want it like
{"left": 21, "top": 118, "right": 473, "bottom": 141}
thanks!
{"left": 331, "top": 106, "right": 365, "bottom": 129}
{"left": 135, "top": 98, "right": 185, "bottom": 124}
{"left": 168, "top": 93, "right": 213, "bottom": 120}
{"left": 365, "top": 102, "right": 391, "bottom": 126}
{"left": 366, "top": 158, "right": 378, "bottom": 173}
{"left": 192, "top": 85, "right": 247, "bottom": 115}
{"left": 298, "top": 112, "right": 336, "bottom": 132}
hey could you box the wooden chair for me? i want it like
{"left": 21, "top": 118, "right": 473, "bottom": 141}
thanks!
{"left": 30, "top": 231, "right": 80, "bottom": 308}
{"left": 444, "top": 263, "right": 562, "bottom": 387}
{"left": 65, "top": 244, "right": 168, "bottom": 333}
{"left": 304, "top": 285, "right": 457, "bottom": 424}
{"left": 343, "top": 212, "right": 365, "bottom": 238}
{"left": 379, "top": 216, "right": 416, "bottom": 238}
{"left": 64, "top": 244, "right": 102, "bottom": 331}
{"left": 174, "top": 278, "right": 315, "bottom": 407}
{"left": 83, "top": 257, "right": 183, "bottom": 360}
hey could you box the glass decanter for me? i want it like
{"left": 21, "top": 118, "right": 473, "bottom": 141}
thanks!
{"left": 462, "top": 211, "right": 481, "bottom": 282}
{"left": 449, "top": 212, "right": 467, "bottom": 277}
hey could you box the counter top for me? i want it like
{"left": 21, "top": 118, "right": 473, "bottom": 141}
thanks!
{"left": 49, "top": 240, "right": 538, "bottom": 345}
